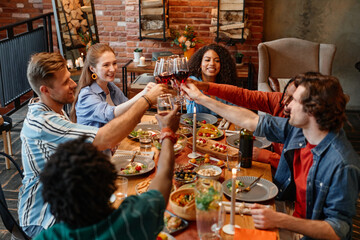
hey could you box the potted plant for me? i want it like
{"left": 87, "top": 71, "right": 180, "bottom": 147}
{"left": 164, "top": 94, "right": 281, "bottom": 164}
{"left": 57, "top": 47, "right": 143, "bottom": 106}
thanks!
{"left": 235, "top": 52, "right": 244, "bottom": 64}
{"left": 133, "top": 48, "right": 143, "bottom": 63}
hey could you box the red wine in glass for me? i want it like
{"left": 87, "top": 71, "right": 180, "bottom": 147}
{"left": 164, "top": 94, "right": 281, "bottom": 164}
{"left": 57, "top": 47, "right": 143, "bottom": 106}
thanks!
{"left": 174, "top": 71, "right": 189, "bottom": 83}
{"left": 158, "top": 72, "right": 173, "bottom": 84}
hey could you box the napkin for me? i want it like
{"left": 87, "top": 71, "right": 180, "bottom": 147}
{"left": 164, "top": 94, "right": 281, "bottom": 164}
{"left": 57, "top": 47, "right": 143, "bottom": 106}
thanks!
{"left": 222, "top": 201, "right": 270, "bottom": 215}
{"left": 113, "top": 150, "right": 155, "bottom": 160}
{"left": 234, "top": 228, "right": 277, "bottom": 240}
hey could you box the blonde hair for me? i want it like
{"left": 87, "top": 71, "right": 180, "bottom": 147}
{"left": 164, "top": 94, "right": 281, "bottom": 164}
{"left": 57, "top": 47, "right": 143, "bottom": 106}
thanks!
{"left": 27, "top": 52, "right": 67, "bottom": 96}
{"left": 70, "top": 43, "right": 116, "bottom": 122}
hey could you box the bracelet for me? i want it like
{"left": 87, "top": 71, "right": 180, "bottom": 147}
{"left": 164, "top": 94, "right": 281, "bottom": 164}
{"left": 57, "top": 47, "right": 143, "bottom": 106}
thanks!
{"left": 142, "top": 95, "right": 152, "bottom": 109}
{"left": 160, "top": 127, "right": 178, "bottom": 144}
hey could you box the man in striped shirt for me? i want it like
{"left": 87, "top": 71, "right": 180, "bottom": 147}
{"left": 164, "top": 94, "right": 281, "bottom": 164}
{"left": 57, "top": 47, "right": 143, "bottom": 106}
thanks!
{"left": 19, "top": 52, "right": 168, "bottom": 238}
{"left": 35, "top": 106, "right": 179, "bottom": 239}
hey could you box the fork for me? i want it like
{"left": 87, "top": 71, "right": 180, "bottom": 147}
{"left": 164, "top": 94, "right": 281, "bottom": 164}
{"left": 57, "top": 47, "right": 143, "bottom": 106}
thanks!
{"left": 240, "top": 173, "right": 263, "bottom": 192}
{"left": 130, "top": 151, "right": 138, "bottom": 166}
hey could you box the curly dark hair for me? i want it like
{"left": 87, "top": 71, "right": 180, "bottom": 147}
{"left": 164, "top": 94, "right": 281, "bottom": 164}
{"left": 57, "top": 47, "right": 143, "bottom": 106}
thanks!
{"left": 40, "top": 136, "right": 117, "bottom": 228}
{"left": 188, "top": 44, "right": 238, "bottom": 86}
{"left": 294, "top": 72, "right": 349, "bottom": 132}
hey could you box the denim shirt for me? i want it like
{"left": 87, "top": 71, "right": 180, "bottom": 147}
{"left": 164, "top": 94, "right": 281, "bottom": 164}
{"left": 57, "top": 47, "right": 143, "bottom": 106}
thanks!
{"left": 76, "top": 82, "right": 128, "bottom": 128}
{"left": 254, "top": 114, "right": 360, "bottom": 240}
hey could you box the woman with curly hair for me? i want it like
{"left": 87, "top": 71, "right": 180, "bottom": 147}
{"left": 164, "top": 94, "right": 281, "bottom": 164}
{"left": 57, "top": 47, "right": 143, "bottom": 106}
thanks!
{"left": 186, "top": 44, "right": 238, "bottom": 114}
{"left": 70, "top": 43, "right": 159, "bottom": 126}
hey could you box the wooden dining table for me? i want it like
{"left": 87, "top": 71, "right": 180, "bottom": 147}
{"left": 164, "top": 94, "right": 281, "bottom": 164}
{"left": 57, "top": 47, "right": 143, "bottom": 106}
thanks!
{"left": 113, "top": 114, "right": 279, "bottom": 239}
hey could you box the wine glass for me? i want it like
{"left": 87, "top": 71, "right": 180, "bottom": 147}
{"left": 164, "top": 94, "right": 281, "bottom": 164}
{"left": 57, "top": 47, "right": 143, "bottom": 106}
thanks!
{"left": 171, "top": 57, "right": 189, "bottom": 110}
{"left": 153, "top": 59, "right": 172, "bottom": 85}
{"left": 153, "top": 60, "right": 162, "bottom": 84}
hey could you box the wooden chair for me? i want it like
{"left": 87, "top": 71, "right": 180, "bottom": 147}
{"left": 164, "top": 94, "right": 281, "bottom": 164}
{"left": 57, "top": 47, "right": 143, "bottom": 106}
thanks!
{"left": 0, "top": 115, "right": 13, "bottom": 169}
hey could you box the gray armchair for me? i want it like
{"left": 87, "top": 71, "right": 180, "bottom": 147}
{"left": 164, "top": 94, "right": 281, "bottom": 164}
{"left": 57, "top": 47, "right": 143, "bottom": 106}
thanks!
{"left": 257, "top": 38, "right": 336, "bottom": 92}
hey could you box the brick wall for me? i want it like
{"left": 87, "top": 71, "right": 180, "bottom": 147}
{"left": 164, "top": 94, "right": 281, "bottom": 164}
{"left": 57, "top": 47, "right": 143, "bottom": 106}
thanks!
{"left": 94, "top": 0, "right": 264, "bottom": 86}
{"left": 0, "top": 0, "right": 58, "bottom": 50}
{"left": 0, "top": 0, "right": 264, "bottom": 85}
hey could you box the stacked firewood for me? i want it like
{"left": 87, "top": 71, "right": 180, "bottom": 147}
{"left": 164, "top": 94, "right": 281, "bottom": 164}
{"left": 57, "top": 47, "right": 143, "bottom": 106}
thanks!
{"left": 140, "top": 0, "right": 169, "bottom": 38}
{"left": 59, "top": 0, "right": 91, "bottom": 47}
{"left": 209, "top": 0, "right": 250, "bottom": 40}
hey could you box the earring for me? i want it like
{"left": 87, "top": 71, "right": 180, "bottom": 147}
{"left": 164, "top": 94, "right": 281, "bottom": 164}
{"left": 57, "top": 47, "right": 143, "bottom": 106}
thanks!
{"left": 91, "top": 73, "right": 97, "bottom": 80}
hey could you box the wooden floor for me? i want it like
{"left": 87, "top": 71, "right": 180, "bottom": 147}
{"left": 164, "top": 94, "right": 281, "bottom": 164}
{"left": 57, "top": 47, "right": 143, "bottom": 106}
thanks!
{"left": 0, "top": 106, "right": 359, "bottom": 239}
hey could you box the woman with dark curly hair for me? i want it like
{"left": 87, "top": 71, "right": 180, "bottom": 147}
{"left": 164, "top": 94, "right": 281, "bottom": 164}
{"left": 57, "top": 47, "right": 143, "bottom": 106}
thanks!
{"left": 186, "top": 44, "right": 238, "bottom": 114}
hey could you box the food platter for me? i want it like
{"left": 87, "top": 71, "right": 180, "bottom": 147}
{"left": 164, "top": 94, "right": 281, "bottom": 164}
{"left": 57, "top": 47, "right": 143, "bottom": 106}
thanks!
{"left": 128, "top": 124, "right": 160, "bottom": 139}
{"left": 222, "top": 176, "right": 278, "bottom": 202}
{"left": 226, "top": 134, "right": 272, "bottom": 149}
{"left": 163, "top": 210, "right": 189, "bottom": 235}
{"left": 188, "top": 155, "right": 225, "bottom": 168}
{"left": 180, "top": 113, "right": 218, "bottom": 126}
{"left": 187, "top": 137, "right": 238, "bottom": 161}
{"left": 196, "top": 123, "right": 224, "bottom": 140}
{"left": 111, "top": 155, "right": 155, "bottom": 176}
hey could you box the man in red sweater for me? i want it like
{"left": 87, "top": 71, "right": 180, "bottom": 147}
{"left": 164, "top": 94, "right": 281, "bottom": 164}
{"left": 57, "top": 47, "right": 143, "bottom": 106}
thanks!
{"left": 186, "top": 78, "right": 296, "bottom": 172}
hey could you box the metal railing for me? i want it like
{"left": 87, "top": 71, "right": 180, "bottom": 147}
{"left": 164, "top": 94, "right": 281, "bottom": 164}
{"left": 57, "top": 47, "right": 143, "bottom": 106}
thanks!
{"left": 0, "top": 12, "right": 54, "bottom": 116}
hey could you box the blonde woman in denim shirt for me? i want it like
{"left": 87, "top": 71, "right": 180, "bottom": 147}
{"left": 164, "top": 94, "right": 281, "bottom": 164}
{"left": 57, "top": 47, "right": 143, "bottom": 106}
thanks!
{"left": 70, "top": 43, "right": 163, "bottom": 127}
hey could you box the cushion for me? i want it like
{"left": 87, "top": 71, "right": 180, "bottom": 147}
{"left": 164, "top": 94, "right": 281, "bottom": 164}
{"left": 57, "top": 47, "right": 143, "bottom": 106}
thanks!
{"left": 268, "top": 77, "right": 291, "bottom": 92}
{"left": 268, "top": 77, "right": 280, "bottom": 92}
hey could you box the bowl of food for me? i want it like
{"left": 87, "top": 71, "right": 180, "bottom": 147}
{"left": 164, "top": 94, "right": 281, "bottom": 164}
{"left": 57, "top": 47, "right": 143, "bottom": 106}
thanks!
{"left": 195, "top": 165, "right": 222, "bottom": 180}
{"left": 153, "top": 134, "right": 187, "bottom": 155}
{"left": 176, "top": 126, "right": 192, "bottom": 137}
{"left": 169, "top": 188, "right": 196, "bottom": 221}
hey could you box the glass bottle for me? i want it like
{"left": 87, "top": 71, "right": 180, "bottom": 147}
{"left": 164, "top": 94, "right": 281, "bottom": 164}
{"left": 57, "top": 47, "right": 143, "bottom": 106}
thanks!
{"left": 239, "top": 128, "right": 253, "bottom": 168}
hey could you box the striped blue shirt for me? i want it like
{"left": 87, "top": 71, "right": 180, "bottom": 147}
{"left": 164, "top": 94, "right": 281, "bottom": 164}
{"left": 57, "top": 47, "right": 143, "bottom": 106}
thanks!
{"left": 19, "top": 99, "right": 98, "bottom": 230}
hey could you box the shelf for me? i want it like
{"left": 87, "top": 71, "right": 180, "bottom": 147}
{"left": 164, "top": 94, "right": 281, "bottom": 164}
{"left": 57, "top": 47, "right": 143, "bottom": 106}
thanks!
{"left": 139, "top": 0, "right": 169, "bottom": 41}
{"left": 52, "top": 0, "right": 99, "bottom": 59}
{"left": 213, "top": 0, "right": 248, "bottom": 45}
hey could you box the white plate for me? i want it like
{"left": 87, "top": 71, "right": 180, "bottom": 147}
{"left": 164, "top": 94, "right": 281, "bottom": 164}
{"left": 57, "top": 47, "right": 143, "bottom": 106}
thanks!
{"left": 129, "top": 124, "right": 160, "bottom": 139}
{"left": 222, "top": 176, "right": 278, "bottom": 202}
{"left": 180, "top": 113, "right": 218, "bottom": 126}
{"left": 111, "top": 155, "right": 155, "bottom": 176}
{"left": 137, "top": 64, "right": 147, "bottom": 67}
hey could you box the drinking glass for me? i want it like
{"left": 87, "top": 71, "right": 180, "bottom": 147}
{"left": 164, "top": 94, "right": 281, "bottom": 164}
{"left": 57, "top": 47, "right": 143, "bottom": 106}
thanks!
{"left": 114, "top": 176, "right": 128, "bottom": 202}
{"left": 139, "top": 131, "right": 152, "bottom": 149}
{"left": 195, "top": 178, "right": 223, "bottom": 240}
{"left": 211, "top": 202, "right": 226, "bottom": 238}
{"left": 157, "top": 94, "right": 174, "bottom": 116}
{"left": 227, "top": 153, "right": 240, "bottom": 171}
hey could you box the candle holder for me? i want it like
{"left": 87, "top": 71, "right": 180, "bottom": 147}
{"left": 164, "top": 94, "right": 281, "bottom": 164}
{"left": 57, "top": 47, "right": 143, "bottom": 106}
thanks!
{"left": 222, "top": 168, "right": 240, "bottom": 235}
{"left": 188, "top": 151, "right": 201, "bottom": 159}
{"left": 188, "top": 106, "right": 201, "bottom": 159}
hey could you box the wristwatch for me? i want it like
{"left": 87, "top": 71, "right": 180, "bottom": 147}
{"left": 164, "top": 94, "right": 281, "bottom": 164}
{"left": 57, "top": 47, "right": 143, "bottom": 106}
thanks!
{"left": 159, "top": 127, "right": 178, "bottom": 144}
